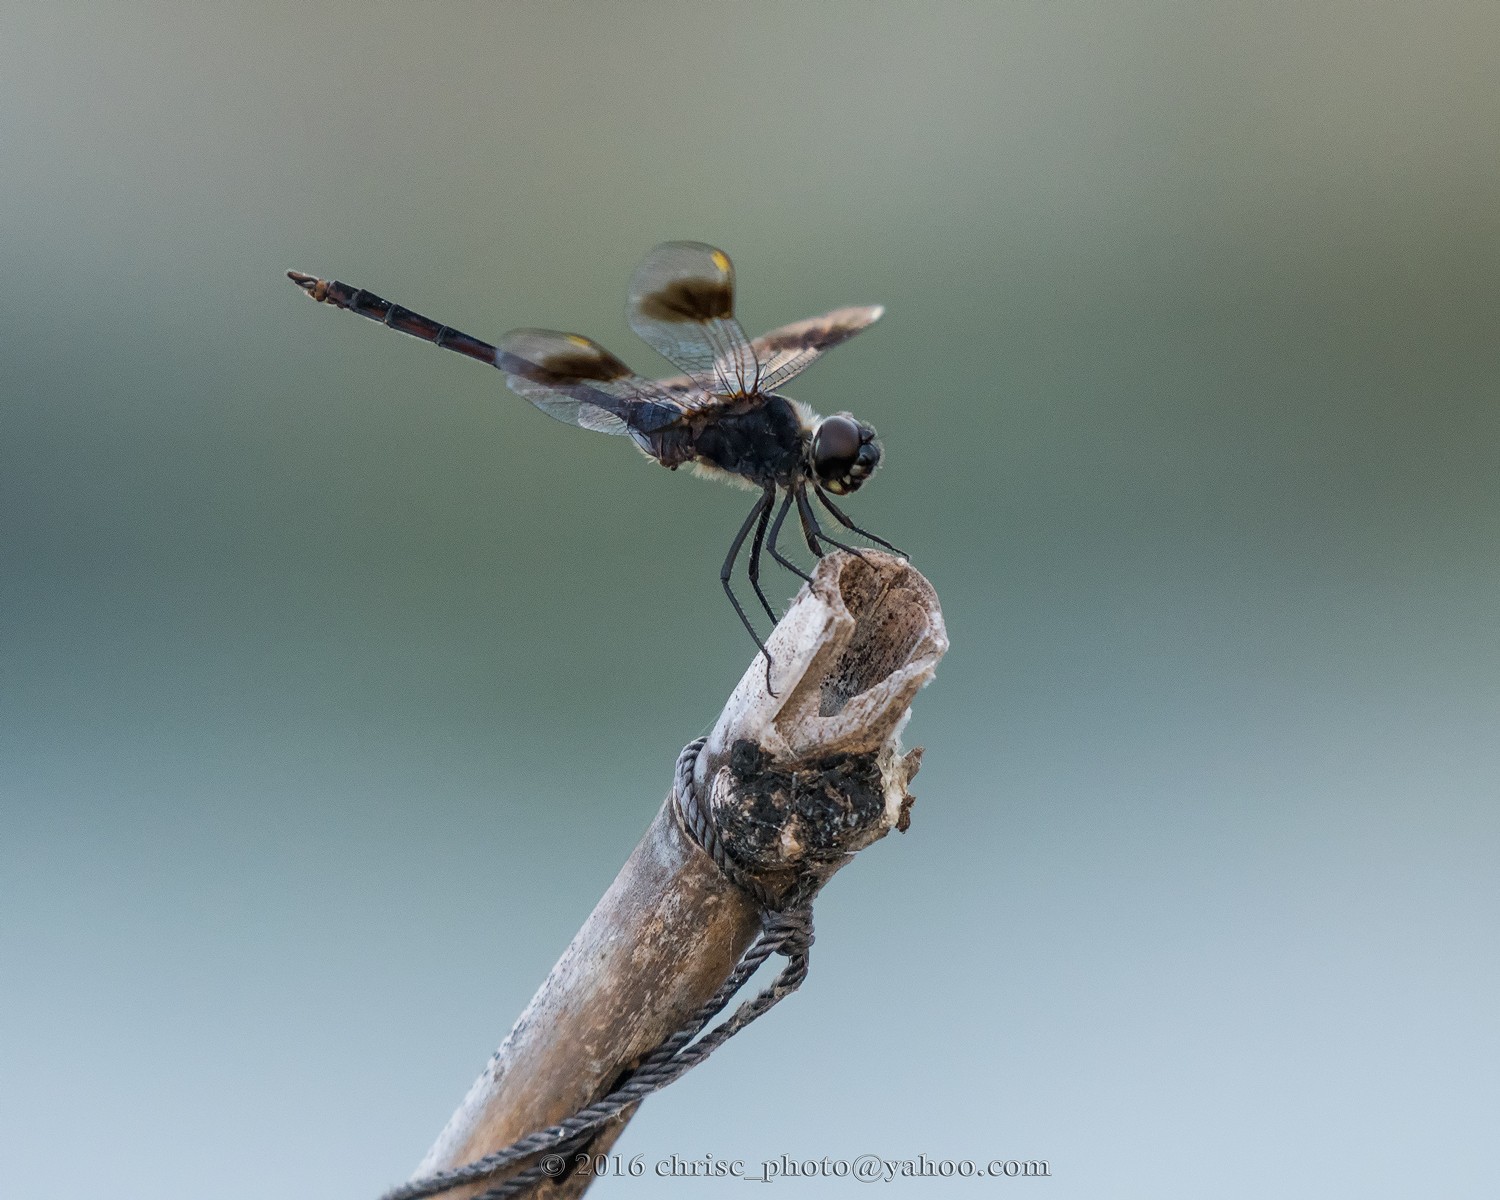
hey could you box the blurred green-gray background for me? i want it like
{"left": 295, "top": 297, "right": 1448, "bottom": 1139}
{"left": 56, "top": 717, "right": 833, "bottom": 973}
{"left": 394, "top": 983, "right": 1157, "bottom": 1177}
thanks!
{"left": 3, "top": 3, "right": 1497, "bottom": 1197}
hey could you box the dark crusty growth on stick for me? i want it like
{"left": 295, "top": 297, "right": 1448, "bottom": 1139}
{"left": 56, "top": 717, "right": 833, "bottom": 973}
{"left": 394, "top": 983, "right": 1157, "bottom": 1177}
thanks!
{"left": 718, "top": 739, "right": 887, "bottom": 872}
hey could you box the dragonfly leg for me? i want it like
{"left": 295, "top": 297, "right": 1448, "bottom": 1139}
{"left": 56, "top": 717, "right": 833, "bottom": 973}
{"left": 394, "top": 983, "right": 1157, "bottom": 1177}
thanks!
{"left": 797, "top": 485, "right": 869, "bottom": 562}
{"left": 767, "top": 487, "right": 813, "bottom": 584}
{"left": 814, "top": 486, "right": 907, "bottom": 558}
{"left": 746, "top": 485, "right": 778, "bottom": 624}
{"left": 722, "top": 491, "right": 776, "bottom": 677}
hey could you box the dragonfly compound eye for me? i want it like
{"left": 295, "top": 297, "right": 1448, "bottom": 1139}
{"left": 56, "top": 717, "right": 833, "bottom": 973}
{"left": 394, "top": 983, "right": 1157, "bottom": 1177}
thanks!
{"left": 813, "top": 414, "right": 861, "bottom": 477}
{"left": 813, "top": 415, "right": 879, "bottom": 494}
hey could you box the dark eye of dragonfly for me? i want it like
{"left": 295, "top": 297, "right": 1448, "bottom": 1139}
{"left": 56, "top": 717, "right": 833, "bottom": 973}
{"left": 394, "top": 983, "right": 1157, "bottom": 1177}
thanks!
{"left": 812, "top": 414, "right": 880, "bottom": 495}
{"left": 813, "top": 415, "right": 861, "bottom": 475}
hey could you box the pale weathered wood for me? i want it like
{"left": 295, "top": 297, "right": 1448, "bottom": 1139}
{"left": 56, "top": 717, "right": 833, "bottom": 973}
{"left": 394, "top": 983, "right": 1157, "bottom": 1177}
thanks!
{"left": 411, "top": 551, "right": 947, "bottom": 1198}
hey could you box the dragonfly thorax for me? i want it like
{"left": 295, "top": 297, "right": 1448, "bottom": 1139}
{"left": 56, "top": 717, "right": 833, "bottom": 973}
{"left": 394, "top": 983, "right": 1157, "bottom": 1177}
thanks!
{"left": 687, "top": 393, "right": 810, "bottom": 487}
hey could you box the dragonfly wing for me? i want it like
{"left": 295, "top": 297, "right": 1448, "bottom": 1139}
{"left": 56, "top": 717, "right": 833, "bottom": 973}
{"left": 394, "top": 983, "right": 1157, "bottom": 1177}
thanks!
{"left": 750, "top": 305, "right": 885, "bottom": 392}
{"left": 495, "top": 329, "right": 700, "bottom": 437}
{"left": 627, "top": 241, "right": 761, "bottom": 397}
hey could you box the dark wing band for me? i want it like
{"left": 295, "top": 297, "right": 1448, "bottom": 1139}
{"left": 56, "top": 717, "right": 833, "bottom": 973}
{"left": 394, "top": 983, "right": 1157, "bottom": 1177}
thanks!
{"left": 627, "top": 241, "right": 761, "bottom": 398}
{"left": 749, "top": 305, "right": 885, "bottom": 392}
{"left": 495, "top": 329, "right": 699, "bottom": 437}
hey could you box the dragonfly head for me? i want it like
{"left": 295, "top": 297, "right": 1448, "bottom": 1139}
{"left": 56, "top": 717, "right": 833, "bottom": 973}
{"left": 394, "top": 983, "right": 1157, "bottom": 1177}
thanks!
{"left": 810, "top": 413, "right": 881, "bottom": 495}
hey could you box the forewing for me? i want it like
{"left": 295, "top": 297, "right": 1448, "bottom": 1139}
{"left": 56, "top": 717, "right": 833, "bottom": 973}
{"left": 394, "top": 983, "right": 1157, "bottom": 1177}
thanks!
{"left": 495, "top": 329, "right": 696, "bottom": 436}
{"left": 750, "top": 305, "right": 884, "bottom": 391}
{"left": 627, "top": 241, "right": 760, "bottom": 397}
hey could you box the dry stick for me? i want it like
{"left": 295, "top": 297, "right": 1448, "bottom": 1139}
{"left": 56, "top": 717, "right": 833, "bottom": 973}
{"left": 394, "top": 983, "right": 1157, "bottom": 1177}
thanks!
{"left": 407, "top": 551, "right": 948, "bottom": 1199}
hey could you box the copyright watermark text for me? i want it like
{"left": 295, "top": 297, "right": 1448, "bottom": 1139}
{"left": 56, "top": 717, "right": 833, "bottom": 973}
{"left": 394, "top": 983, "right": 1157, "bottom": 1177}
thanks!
{"left": 539, "top": 1152, "right": 1051, "bottom": 1183}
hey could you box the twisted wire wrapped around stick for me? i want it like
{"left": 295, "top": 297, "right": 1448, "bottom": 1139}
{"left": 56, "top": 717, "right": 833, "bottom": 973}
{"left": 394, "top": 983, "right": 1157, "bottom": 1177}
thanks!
{"left": 379, "top": 739, "right": 816, "bottom": 1200}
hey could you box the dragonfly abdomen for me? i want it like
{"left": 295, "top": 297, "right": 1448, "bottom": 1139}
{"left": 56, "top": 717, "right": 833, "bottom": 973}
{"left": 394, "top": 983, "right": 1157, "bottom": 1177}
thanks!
{"left": 286, "top": 272, "right": 498, "bottom": 365}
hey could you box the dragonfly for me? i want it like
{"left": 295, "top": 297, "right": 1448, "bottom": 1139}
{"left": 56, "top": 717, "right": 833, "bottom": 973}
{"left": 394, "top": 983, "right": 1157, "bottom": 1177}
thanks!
{"left": 287, "top": 241, "right": 902, "bottom": 676}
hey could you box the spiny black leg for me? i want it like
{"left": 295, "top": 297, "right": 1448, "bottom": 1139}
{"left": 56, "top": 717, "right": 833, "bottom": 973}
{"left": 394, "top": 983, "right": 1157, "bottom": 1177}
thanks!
{"left": 767, "top": 487, "right": 812, "bottom": 583}
{"left": 721, "top": 492, "right": 775, "bottom": 674}
{"left": 797, "top": 487, "right": 822, "bottom": 557}
{"left": 796, "top": 485, "right": 868, "bottom": 561}
{"left": 746, "top": 485, "right": 778, "bottom": 624}
{"left": 814, "top": 486, "right": 908, "bottom": 557}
